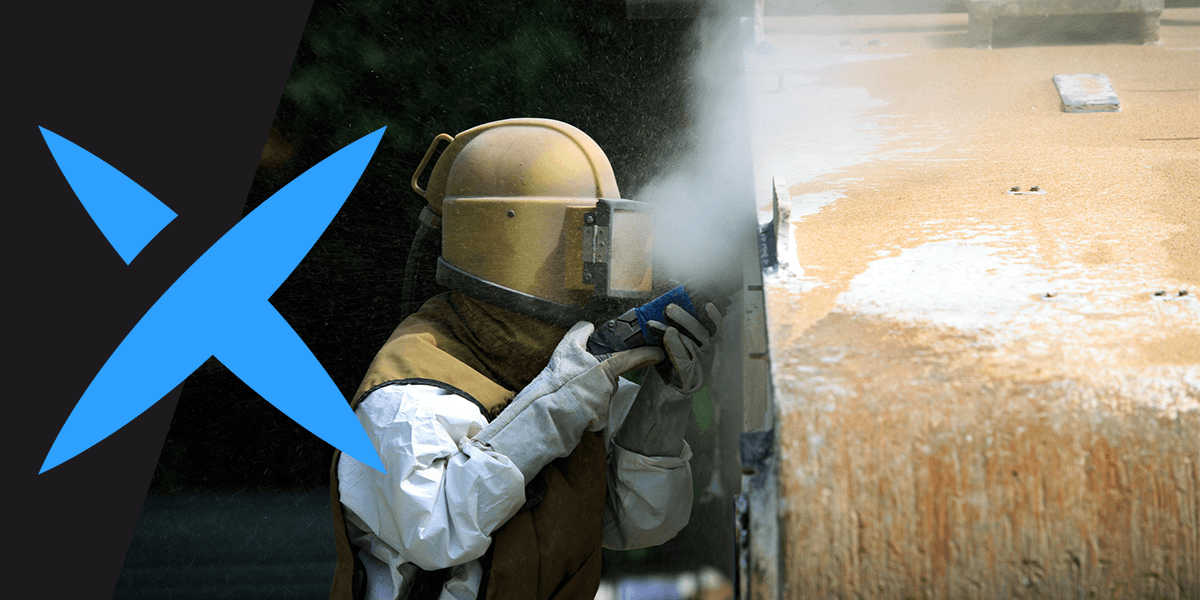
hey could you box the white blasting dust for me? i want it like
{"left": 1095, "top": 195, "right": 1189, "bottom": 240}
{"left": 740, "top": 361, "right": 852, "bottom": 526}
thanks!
{"left": 833, "top": 230, "right": 1200, "bottom": 366}
{"left": 836, "top": 236, "right": 1053, "bottom": 331}
{"left": 790, "top": 190, "right": 844, "bottom": 219}
{"left": 744, "top": 40, "right": 906, "bottom": 205}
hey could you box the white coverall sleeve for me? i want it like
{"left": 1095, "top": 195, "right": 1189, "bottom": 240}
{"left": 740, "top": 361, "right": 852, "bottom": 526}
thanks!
{"left": 337, "top": 383, "right": 526, "bottom": 573}
{"left": 600, "top": 378, "right": 695, "bottom": 551}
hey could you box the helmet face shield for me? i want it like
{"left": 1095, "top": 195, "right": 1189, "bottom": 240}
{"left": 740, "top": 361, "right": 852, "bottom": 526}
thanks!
{"left": 437, "top": 195, "right": 657, "bottom": 327}
{"left": 579, "top": 199, "right": 656, "bottom": 299}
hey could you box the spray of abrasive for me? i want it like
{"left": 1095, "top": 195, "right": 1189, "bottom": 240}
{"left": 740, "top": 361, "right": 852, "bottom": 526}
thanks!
{"left": 586, "top": 0, "right": 752, "bottom": 349}
{"left": 588, "top": 1, "right": 757, "bottom": 505}
{"left": 586, "top": 1, "right": 751, "bottom": 362}
{"left": 599, "top": 2, "right": 751, "bottom": 328}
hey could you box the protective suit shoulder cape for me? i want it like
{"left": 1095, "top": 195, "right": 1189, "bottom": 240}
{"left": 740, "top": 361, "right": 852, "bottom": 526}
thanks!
{"left": 330, "top": 292, "right": 607, "bottom": 600}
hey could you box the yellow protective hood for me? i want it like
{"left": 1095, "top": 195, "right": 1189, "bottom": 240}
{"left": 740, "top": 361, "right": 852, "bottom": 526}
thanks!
{"left": 352, "top": 291, "right": 568, "bottom": 404}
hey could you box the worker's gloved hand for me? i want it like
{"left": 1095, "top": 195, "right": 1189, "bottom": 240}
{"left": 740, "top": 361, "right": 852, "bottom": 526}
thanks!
{"left": 471, "top": 321, "right": 663, "bottom": 484}
{"left": 648, "top": 302, "right": 723, "bottom": 394}
{"left": 612, "top": 366, "right": 693, "bottom": 458}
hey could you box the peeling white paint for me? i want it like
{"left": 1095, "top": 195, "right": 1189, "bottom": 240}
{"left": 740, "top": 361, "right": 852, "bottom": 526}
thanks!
{"left": 836, "top": 234, "right": 1052, "bottom": 331}
{"left": 790, "top": 190, "right": 844, "bottom": 219}
{"left": 833, "top": 230, "right": 1200, "bottom": 370}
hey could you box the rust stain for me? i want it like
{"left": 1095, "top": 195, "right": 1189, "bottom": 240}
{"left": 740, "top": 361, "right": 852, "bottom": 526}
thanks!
{"left": 1081, "top": 241, "right": 1116, "bottom": 265}
{"left": 773, "top": 312, "right": 1200, "bottom": 599}
{"left": 1142, "top": 332, "right": 1200, "bottom": 366}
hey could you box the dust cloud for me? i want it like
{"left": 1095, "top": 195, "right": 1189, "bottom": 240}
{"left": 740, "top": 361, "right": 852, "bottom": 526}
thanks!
{"left": 635, "top": 1, "right": 756, "bottom": 301}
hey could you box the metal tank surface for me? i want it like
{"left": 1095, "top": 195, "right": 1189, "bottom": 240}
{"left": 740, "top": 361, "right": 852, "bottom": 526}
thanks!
{"left": 736, "top": 6, "right": 1199, "bottom": 600}
{"left": 966, "top": 0, "right": 1166, "bottom": 48}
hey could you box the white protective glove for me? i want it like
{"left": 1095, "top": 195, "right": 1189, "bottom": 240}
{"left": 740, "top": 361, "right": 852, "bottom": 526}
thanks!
{"left": 648, "top": 302, "right": 723, "bottom": 394}
{"left": 471, "top": 321, "right": 664, "bottom": 485}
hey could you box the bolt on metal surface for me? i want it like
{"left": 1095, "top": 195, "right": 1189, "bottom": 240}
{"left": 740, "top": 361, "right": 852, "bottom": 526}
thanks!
{"left": 1152, "top": 290, "right": 1191, "bottom": 300}
{"left": 1007, "top": 185, "right": 1046, "bottom": 195}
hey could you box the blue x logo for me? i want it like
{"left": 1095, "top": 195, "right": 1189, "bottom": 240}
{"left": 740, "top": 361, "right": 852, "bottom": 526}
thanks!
{"left": 38, "top": 126, "right": 387, "bottom": 475}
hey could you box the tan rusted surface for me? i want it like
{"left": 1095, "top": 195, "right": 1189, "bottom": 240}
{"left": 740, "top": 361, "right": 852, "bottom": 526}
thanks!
{"left": 749, "top": 9, "right": 1200, "bottom": 599}
{"left": 775, "top": 314, "right": 1198, "bottom": 598}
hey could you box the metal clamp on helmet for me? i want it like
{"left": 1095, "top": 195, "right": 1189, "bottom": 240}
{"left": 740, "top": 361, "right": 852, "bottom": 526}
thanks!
{"left": 409, "top": 118, "right": 660, "bottom": 326}
{"left": 581, "top": 199, "right": 654, "bottom": 300}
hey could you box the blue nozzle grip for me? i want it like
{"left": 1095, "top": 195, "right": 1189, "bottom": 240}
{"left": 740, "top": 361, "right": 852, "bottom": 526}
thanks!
{"left": 633, "top": 285, "right": 698, "bottom": 343}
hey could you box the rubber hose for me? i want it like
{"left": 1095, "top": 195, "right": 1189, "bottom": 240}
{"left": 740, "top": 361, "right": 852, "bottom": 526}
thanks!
{"left": 399, "top": 223, "right": 437, "bottom": 321}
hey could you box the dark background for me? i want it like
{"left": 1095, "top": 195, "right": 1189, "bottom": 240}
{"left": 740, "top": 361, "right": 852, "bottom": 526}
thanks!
{"left": 148, "top": 0, "right": 701, "bottom": 498}
{"left": 4, "top": 2, "right": 317, "bottom": 599}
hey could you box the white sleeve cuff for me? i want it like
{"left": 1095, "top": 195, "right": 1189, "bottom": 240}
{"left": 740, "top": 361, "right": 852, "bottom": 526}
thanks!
{"left": 338, "top": 384, "right": 525, "bottom": 571}
{"left": 601, "top": 440, "right": 694, "bottom": 550}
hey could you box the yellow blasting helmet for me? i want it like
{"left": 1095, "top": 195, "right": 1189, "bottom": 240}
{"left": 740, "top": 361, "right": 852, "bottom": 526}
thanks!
{"left": 411, "top": 118, "right": 655, "bottom": 325}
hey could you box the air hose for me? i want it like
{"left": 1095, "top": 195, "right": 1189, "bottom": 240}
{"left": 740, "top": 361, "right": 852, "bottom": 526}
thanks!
{"left": 399, "top": 207, "right": 442, "bottom": 322}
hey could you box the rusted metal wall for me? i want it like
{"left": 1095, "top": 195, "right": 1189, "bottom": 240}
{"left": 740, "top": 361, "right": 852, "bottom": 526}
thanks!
{"left": 746, "top": 8, "right": 1200, "bottom": 599}
{"left": 774, "top": 312, "right": 1199, "bottom": 598}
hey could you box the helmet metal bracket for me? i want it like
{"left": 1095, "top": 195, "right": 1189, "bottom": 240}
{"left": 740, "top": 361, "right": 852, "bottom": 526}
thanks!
{"left": 582, "top": 198, "right": 654, "bottom": 300}
{"left": 411, "top": 133, "right": 454, "bottom": 200}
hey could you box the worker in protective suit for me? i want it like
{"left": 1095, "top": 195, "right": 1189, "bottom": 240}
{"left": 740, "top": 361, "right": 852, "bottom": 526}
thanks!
{"left": 328, "top": 118, "right": 723, "bottom": 600}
